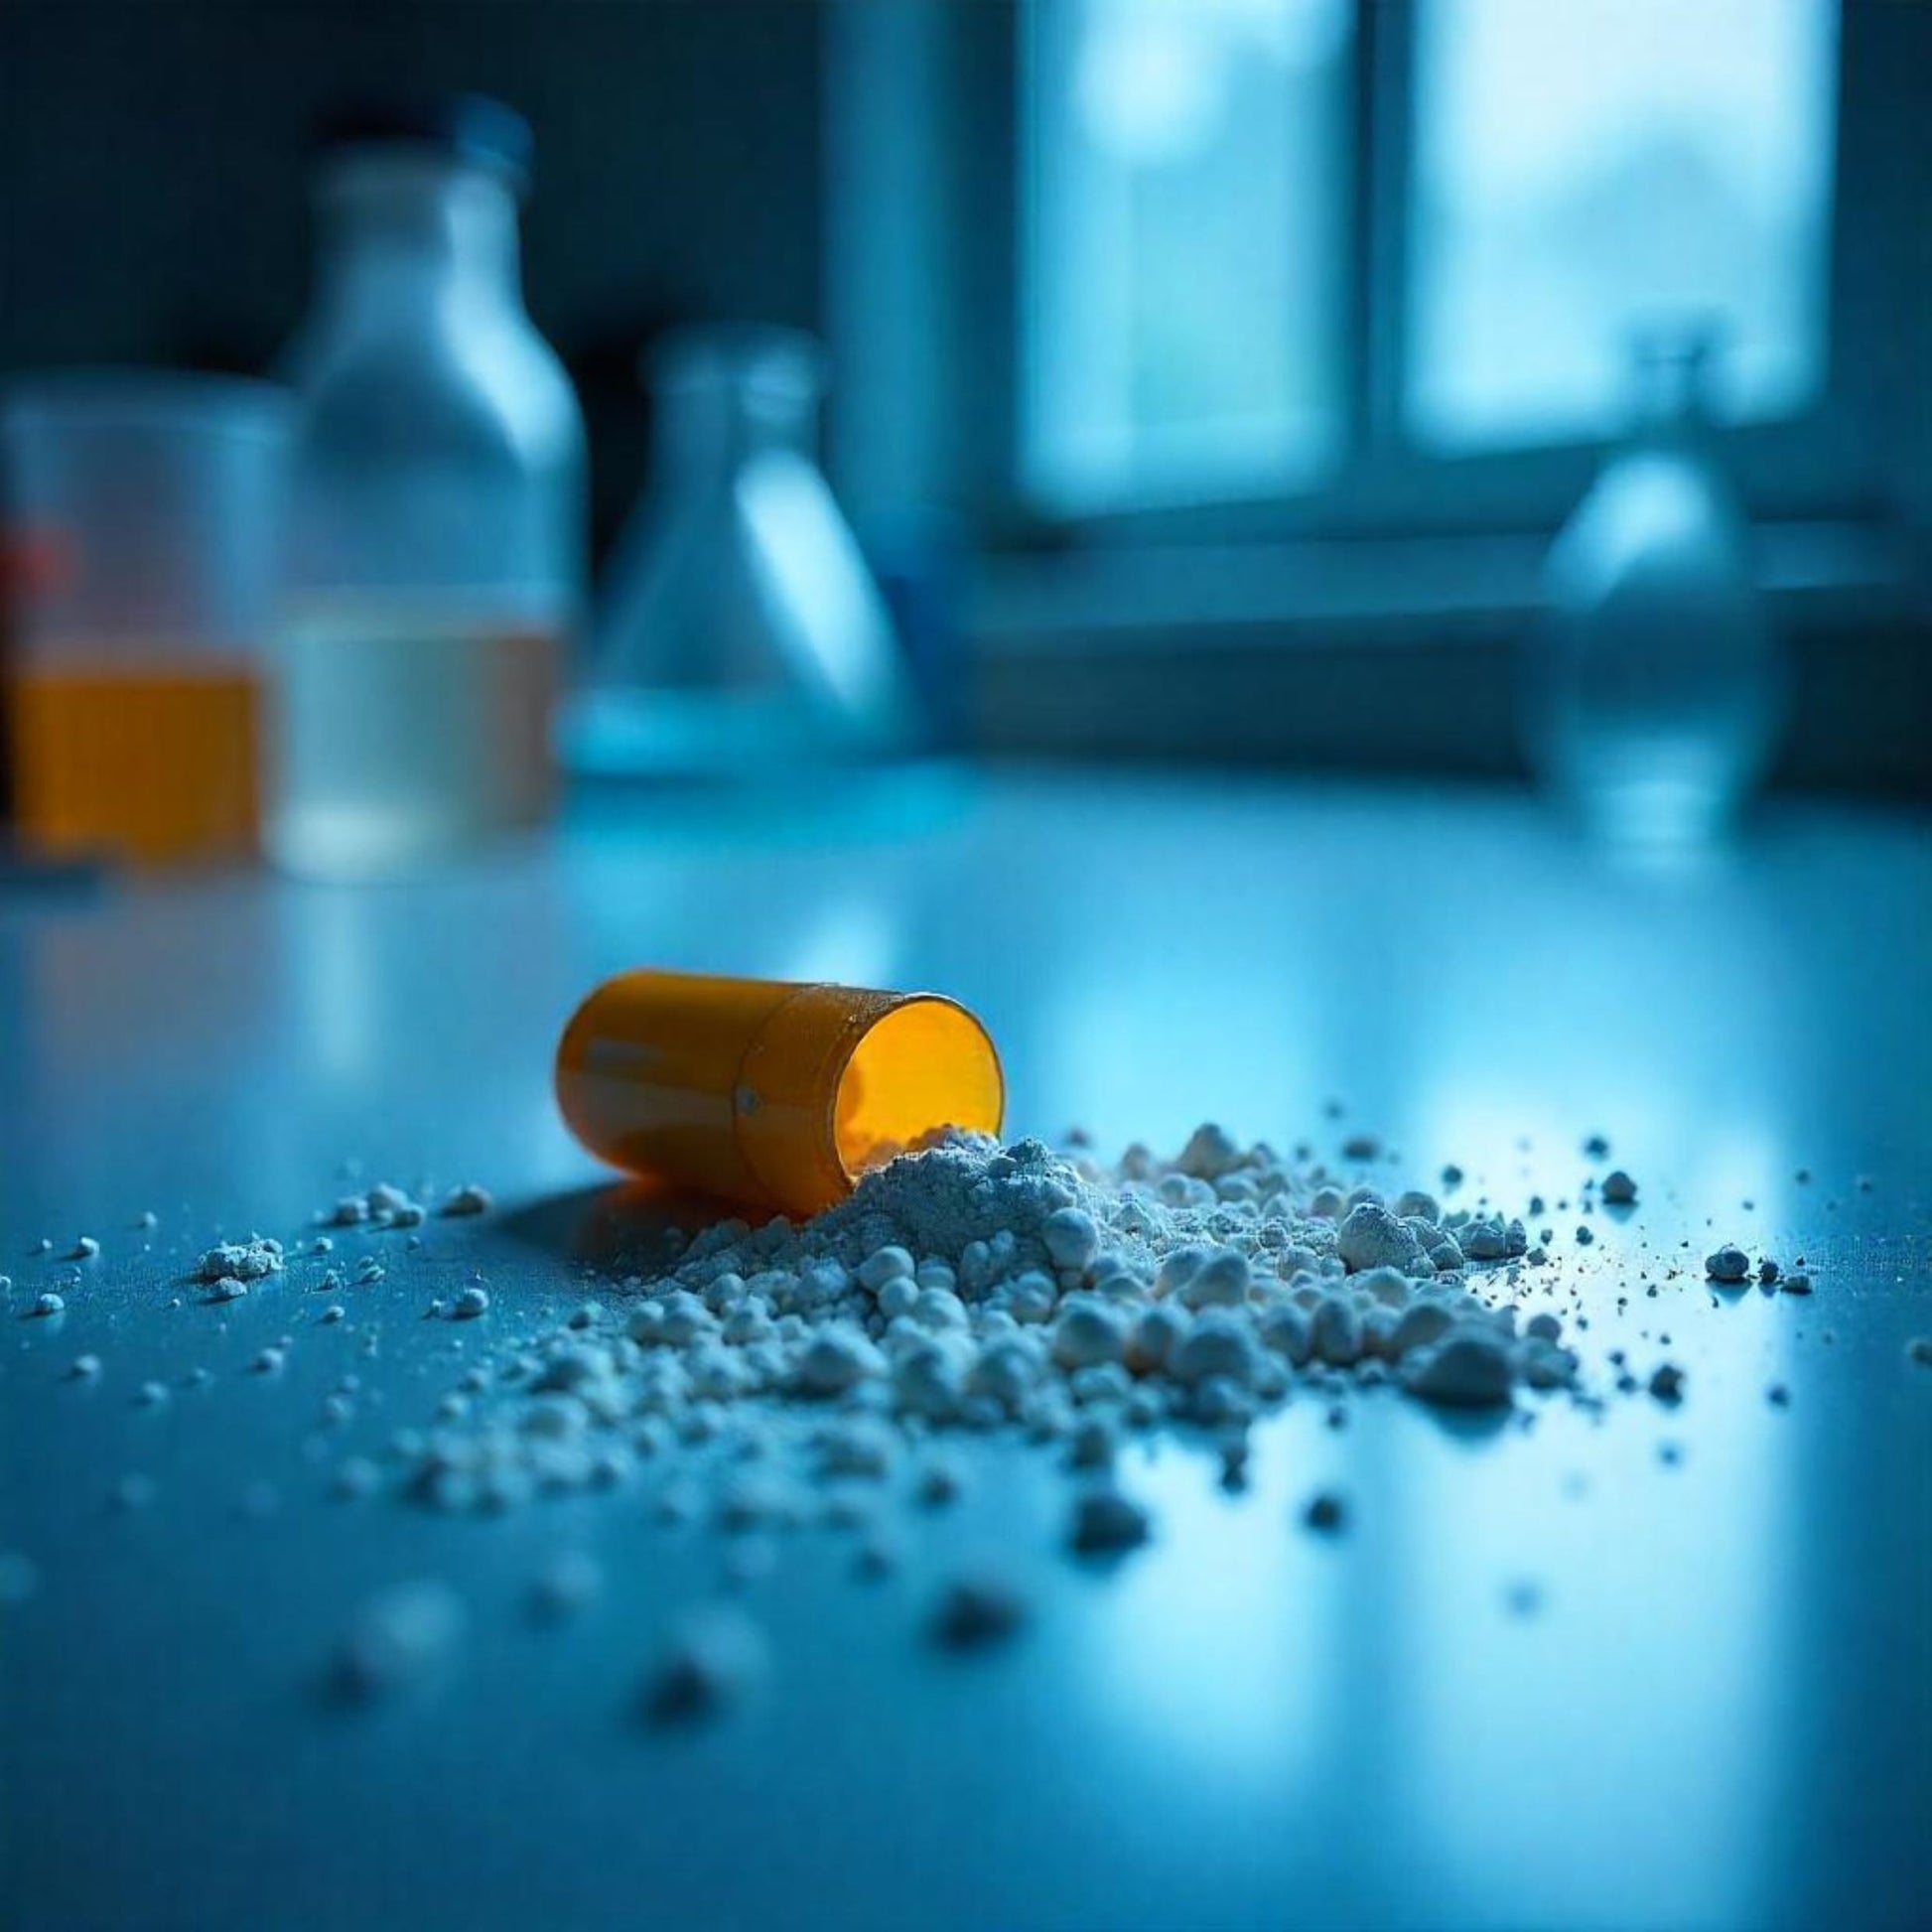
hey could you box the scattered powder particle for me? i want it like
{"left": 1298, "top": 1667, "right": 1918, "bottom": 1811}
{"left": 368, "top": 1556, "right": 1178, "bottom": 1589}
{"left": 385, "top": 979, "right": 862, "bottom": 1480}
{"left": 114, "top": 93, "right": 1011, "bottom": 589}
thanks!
{"left": 196, "top": 1238, "right": 283, "bottom": 1285}
{"left": 1903, "top": 1337, "right": 1932, "bottom": 1368}
{"left": 1575, "top": 1225, "right": 1594, "bottom": 1247}
{"left": 1782, "top": 1272, "right": 1813, "bottom": 1296}
{"left": 32, "top": 1292, "right": 64, "bottom": 1316}
{"left": 319, "top": 1305, "right": 346, "bottom": 1325}
{"left": 135, "top": 1380, "right": 170, "bottom": 1408}
{"left": 932, "top": 1575, "right": 1029, "bottom": 1650}
{"left": 1601, "top": 1172, "right": 1638, "bottom": 1205}
{"left": 1068, "top": 1487, "right": 1152, "bottom": 1555}
{"left": 334, "top": 1581, "right": 467, "bottom": 1702}
{"left": 453, "top": 1286, "right": 490, "bottom": 1319}
{"left": 1767, "top": 1383, "right": 1792, "bottom": 1408}
{"left": 641, "top": 1605, "right": 767, "bottom": 1724}
{"left": 530, "top": 1551, "right": 603, "bottom": 1623}
{"left": 137, "top": 1210, "right": 159, "bottom": 1230}
{"left": 1758, "top": 1257, "right": 1783, "bottom": 1287}
{"left": 440, "top": 1183, "right": 494, "bottom": 1218}
{"left": 1402, "top": 1329, "right": 1514, "bottom": 1408}
{"left": 356, "top": 1259, "right": 386, "bottom": 1287}
{"left": 69, "top": 1353, "right": 102, "bottom": 1380}
{"left": 206, "top": 1276, "right": 249, "bottom": 1304}
{"left": 1583, "top": 1135, "right": 1610, "bottom": 1159}
{"left": 333, "top": 1457, "right": 382, "bottom": 1502}
{"left": 853, "top": 1535, "right": 899, "bottom": 1580}
{"left": 916, "top": 1458, "right": 965, "bottom": 1508}
{"left": 251, "top": 1346, "right": 287, "bottom": 1375}
{"left": 1303, "top": 1491, "right": 1347, "bottom": 1534}
{"left": 1649, "top": 1363, "right": 1686, "bottom": 1404}
{"left": 71, "top": 1236, "right": 99, "bottom": 1261}
{"left": 1503, "top": 1579, "right": 1546, "bottom": 1617}
{"left": 1705, "top": 1245, "right": 1750, "bottom": 1284}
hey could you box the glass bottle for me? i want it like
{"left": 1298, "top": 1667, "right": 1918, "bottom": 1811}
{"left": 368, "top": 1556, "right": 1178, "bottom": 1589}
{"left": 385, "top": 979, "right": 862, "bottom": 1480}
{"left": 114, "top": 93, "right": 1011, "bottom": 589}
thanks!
{"left": 564, "top": 327, "right": 914, "bottom": 780}
{"left": 1523, "top": 328, "right": 1786, "bottom": 852}
{"left": 272, "top": 96, "right": 586, "bottom": 876}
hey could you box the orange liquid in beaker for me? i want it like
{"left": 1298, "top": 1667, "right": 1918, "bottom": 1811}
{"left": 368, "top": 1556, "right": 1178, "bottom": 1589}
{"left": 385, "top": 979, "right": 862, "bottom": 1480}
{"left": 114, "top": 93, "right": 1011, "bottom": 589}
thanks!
{"left": 9, "top": 662, "right": 262, "bottom": 863}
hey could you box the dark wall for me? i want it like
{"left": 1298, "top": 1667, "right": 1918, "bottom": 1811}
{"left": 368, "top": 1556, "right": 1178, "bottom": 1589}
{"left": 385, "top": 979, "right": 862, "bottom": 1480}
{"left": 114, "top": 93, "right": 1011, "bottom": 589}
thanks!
{"left": 0, "top": 0, "right": 828, "bottom": 556}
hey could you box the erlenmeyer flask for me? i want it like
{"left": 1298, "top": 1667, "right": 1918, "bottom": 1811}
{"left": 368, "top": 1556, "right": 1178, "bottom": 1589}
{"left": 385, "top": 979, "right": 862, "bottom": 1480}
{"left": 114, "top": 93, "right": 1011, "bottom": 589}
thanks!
{"left": 1522, "top": 327, "right": 1786, "bottom": 852}
{"left": 566, "top": 327, "right": 916, "bottom": 779}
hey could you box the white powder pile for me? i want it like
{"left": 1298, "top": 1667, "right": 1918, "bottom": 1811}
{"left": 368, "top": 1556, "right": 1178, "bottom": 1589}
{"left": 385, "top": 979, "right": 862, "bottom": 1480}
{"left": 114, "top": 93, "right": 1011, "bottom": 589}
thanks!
{"left": 389, "top": 1128, "right": 1586, "bottom": 1527}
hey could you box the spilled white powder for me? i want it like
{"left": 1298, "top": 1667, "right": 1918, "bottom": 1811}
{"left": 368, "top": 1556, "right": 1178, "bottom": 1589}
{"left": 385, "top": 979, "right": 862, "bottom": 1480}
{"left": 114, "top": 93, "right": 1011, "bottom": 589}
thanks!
{"left": 392, "top": 1130, "right": 1585, "bottom": 1528}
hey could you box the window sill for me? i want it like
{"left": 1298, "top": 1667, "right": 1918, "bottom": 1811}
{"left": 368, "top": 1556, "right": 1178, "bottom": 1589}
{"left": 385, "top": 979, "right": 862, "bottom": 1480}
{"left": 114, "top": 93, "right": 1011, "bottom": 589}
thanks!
{"left": 967, "top": 520, "right": 1917, "bottom": 656}
{"left": 960, "top": 519, "right": 1931, "bottom": 799}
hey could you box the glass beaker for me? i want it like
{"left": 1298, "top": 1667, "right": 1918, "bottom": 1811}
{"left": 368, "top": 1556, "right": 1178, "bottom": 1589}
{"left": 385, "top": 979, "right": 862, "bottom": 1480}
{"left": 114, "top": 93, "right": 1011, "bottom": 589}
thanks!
{"left": 565, "top": 327, "right": 916, "bottom": 780}
{"left": 0, "top": 373, "right": 292, "bottom": 865}
{"left": 272, "top": 96, "right": 587, "bottom": 877}
{"left": 1522, "top": 328, "right": 1786, "bottom": 852}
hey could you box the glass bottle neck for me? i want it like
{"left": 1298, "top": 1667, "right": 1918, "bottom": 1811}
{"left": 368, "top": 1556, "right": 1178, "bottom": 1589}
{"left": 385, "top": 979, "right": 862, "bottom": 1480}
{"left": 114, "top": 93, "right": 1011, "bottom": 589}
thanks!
{"left": 654, "top": 380, "right": 817, "bottom": 482}
{"left": 313, "top": 150, "right": 524, "bottom": 319}
{"left": 1627, "top": 332, "right": 1719, "bottom": 445}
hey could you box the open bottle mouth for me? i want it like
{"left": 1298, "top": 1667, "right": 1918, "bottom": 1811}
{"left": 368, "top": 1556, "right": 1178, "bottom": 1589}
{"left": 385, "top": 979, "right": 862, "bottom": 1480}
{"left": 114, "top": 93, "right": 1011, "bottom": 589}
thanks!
{"left": 831, "top": 996, "right": 1006, "bottom": 1182}
{"left": 556, "top": 972, "right": 1007, "bottom": 1219}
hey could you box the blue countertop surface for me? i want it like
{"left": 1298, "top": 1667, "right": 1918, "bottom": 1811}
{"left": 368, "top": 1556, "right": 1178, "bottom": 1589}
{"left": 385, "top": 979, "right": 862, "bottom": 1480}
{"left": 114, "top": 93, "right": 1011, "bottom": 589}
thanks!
{"left": 2, "top": 768, "right": 1929, "bottom": 1931}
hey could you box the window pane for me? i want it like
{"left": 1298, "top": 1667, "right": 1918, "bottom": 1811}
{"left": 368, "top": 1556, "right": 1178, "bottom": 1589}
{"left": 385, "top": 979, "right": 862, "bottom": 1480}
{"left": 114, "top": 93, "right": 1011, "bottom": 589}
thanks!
{"left": 1023, "top": 0, "right": 1353, "bottom": 510}
{"left": 1407, "top": 0, "right": 1839, "bottom": 448}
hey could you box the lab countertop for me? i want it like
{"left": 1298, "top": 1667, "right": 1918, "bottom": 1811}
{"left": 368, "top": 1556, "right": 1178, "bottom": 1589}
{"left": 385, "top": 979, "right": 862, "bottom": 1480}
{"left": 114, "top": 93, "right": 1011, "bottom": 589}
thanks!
{"left": 2, "top": 768, "right": 1929, "bottom": 1932}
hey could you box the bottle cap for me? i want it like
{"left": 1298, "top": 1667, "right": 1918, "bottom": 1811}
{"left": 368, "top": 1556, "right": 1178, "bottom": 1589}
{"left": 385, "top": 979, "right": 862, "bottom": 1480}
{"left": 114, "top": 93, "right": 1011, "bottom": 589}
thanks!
{"left": 316, "top": 93, "right": 534, "bottom": 187}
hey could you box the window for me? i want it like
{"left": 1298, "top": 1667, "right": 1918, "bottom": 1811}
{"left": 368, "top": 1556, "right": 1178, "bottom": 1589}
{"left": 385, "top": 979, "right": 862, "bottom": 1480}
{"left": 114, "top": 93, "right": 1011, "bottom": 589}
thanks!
{"left": 1408, "top": 0, "right": 1840, "bottom": 448}
{"left": 1023, "top": 0, "right": 1354, "bottom": 511}
{"left": 1020, "top": 0, "right": 1842, "bottom": 514}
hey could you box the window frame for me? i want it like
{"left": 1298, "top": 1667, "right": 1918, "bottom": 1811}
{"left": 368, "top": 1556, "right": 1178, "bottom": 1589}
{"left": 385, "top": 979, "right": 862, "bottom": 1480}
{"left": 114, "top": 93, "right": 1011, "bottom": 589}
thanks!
{"left": 826, "top": 0, "right": 1916, "bottom": 555}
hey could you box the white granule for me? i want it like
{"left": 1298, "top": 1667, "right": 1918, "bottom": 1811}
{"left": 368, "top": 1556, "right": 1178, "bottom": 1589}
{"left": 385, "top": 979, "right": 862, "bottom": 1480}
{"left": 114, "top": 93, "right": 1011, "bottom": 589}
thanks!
{"left": 386, "top": 1130, "right": 1620, "bottom": 1543}
{"left": 71, "top": 1236, "right": 99, "bottom": 1261}
{"left": 440, "top": 1184, "right": 493, "bottom": 1218}
{"left": 932, "top": 1574, "right": 1029, "bottom": 1648}
{"left": 197, "top": 1238, "right": 283, "bottom": 1284}
{"left": 453, "top": 1286, "right": 490, "bottom": 1319}
{"left": 334, "top": 1581, "right": 467, "bottom": 1701}
{"left": 332, "top": 1456, "right": 381, "bottom": 1501}
{"left": 1069, "top": 1487, "right": 1152, "bottom": 1554}
{"left": 1303, "top": 1491, "right": 1346, "bottom": 1533}
{"left": 33, "top": 1292, "right": 64, "bottom": 1316}
{"left": 641, "top": 1605, "right": 767, "bottom": 1724}
{"left": 530, "top": 1551, "right": 603, "bottom": 1623}
{"left": 70, "top": 1353, "right": 102, "bottom": 1380}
